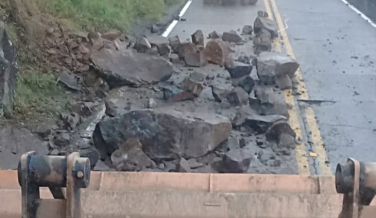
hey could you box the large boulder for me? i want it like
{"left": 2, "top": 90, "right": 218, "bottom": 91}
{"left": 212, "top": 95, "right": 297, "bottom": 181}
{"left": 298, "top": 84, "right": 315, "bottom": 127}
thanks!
{"left": 91, "top": 48, "right": 174, "bottom": 89}
{"left": 204, "top": 39, "right": 229, "bottom": 66}
{"left": 256, "top": 52, "right": 299, "bottom": 86}
{"left": 93, "top": 109, "right": 232, "bottom": 160}
{"left": 254, "top": 14, "right": 278, "bottom": 38}
{"left": 0, "top": 127, "right": 48, "bottom": 170}
{"left": 0, "top": 22, "right": 18, "bottom": 117}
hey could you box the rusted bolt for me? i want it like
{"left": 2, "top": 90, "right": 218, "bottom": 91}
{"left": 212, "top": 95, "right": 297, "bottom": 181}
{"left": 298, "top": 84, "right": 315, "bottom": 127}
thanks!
{"left": 77, "top": 171, "right": 84, "bottom": 179}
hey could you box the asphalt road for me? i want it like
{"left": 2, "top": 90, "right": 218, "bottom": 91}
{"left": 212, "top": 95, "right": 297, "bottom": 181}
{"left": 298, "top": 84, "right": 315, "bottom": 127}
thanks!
{"left": 168, "top": 0, "right": 376, "bottom": 175}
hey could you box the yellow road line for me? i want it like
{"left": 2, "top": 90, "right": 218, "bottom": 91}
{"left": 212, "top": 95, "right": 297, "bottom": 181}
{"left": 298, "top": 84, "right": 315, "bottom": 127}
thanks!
{"left": 263, "top": 0, "right": 310, "bottom": 175}
{"left": 268, "top": 0, "right": 332, "bottom": 175}
{"left": 305, "top": 107, "right": 332, "bottom": 175}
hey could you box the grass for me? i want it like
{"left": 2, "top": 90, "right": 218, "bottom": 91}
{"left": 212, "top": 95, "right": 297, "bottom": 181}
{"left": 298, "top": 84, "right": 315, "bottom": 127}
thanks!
{"left": 14, "top": 68, "right": 70, "bottom": 117}
{"left": 3, "top": 0, "right": 182, "bottom": 118}
{"left": 34, "top": 0, "right": 183, "bottom": 32}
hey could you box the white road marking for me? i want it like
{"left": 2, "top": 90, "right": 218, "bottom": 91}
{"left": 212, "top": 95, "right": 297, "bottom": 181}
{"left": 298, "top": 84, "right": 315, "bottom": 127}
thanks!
{"left": 162, "top": 0, "right": 193, "bottom": 37}
{"left": 340, "top": 0, "right": 376, "bottom": 28}
{"left": 179, "top": 0, "right": 193, "bottom": 17}
{"left": 162, "top": 20, "right": 179, "bottom": 37}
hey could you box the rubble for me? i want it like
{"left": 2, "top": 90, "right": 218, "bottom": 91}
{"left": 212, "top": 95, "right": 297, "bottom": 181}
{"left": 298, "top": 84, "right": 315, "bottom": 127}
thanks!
{"left": 191, "top": 30, "right": 204, "bottom": 46}
{"left": 204, "top": 39, "right": 229, "bottom": 66}
{"left": 225, "top": 61, "right": 253, "bottom": 79}
{"left": 0, "top": 22, "right": 18, "bottom": 117}
{"left": 226, "top": 87, "right": 249, "bottom": 106}
{"left": 222, "top": 30, "right": 242, "bottom": 43}
{"left": 242, "top": 25, "right": 253, "bottom": 35}
{"left": 93, "top": 109, "right": 232, "bottom": 160}
{"left": 254, "top": 13, "right": 278, "bottom": 38}
{"left": 91, "top": 48, "right": 174, "bottom": 88}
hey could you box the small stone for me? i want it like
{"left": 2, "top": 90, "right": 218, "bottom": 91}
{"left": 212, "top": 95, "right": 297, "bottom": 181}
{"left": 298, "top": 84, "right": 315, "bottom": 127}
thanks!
{"left": 101, "top": 30, "right": 121, "bottom": 41}
{"left": 147, "top": 98, "right": 157, "bottom": 108}
{"left": 161, "top": 84, "right": 196, "bottom": 102}
{"left": 239, "top": 138, "right": 246, "bottom": 148}
{"left": 208, "top": 31, "right": 221, "bottom": 39}
{"left": 50, "top": 149, "right": 60, "bottom": 155}
{"left": 54, "top": 132, "right": 71, "bottom": 147}
{"left": 134, "top": 37, "right": 152, "bottom": 53}
{"left": 187, "top": 158, "right": 203, "bottom": 169}
{"left": 223, "top": 148, "right": 252, "bottom": 173}
{"left": 278, "top": 133, "right": 296, "bottom": 148}
{"left": 151, "top": 24, "right": 160, "bottom": 33}
{"left": 266, "top": 120, "right": 296, "bottom": 142}
{"left": 226, "top": 87, "right": 249, "bottom": 106}
{"left": 191, "top": 30, "right": 204, "bottom": 46}
{"left": 242, "top": 25, "right": 253, "bottom": 35}
{"left": 226, "top": 61, "right": 253, "bottom": 79}
{"left": 147, "top": 36, "right": 171, "bottom": 56}
{"left": 59, "top": 72, "right": 81, "bottom": 91}
{"left": 232, "top": 75, "right": 255, "bottom": 94}
{"left": 211, "top": 85, "right": 230, "bottom": 102}
{"left": 178, "top": 158, "right": 191, "bottom": 172}
{"left": 222, "top": 30, "right": 242, "bottom": 43}
{"left": 253, "top": 29, "right": 272, "bottom": 54}
{"left": 93, "top": 160, "right": 113, "bottom": 171}
{"left": 169, "top": 35, "right": 181, "bottom": 53}
{"left": 180, "top": 71, "right": 206, "bottom": 96}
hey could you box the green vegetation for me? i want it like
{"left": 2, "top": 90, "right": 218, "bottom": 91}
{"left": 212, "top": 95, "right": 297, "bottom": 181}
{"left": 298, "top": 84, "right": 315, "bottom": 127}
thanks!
{"left": 35, "top": 0, "right": 182, "bottom": 32}
{"left": 1, "top": 0, "right": 182, "bottom": 118}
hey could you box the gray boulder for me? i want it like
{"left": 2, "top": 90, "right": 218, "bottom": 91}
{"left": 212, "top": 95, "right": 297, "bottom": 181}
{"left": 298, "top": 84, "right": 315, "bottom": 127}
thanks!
{"left": 0, "top": 22, "right": 18, "bottom": 117}
{"left": 254, "top": 15, "right": 278, "bottom": 38}
{"left": 91, "top": 48, "right": 174, "bottom": 88}
{"left": 93, "top": 109, "right": 232, "bottom": 160}
{"left": 256, "top": 52, "right": 299, "bottom": 86}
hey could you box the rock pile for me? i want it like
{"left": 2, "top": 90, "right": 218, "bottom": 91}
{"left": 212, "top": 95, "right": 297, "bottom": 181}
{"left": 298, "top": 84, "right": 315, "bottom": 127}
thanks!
{"left": 4, "top": 10, "right": 301, "bottom": 174}
{"left": 85, "top": 12, "right": 301, "bottom": 174}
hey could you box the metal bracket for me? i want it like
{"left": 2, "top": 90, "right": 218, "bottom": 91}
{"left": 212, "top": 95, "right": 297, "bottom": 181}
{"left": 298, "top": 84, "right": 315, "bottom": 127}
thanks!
{"left": 336, "top": 158, "right": 376, "bottom": 218}
{"left": 18, "top": 152, "right": 90, "bottom": 218}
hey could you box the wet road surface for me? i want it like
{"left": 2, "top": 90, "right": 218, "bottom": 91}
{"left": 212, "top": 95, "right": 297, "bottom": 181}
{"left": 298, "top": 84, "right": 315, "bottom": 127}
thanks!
{"left": 169, "top": 0, "right": 376, "bottom": 175}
